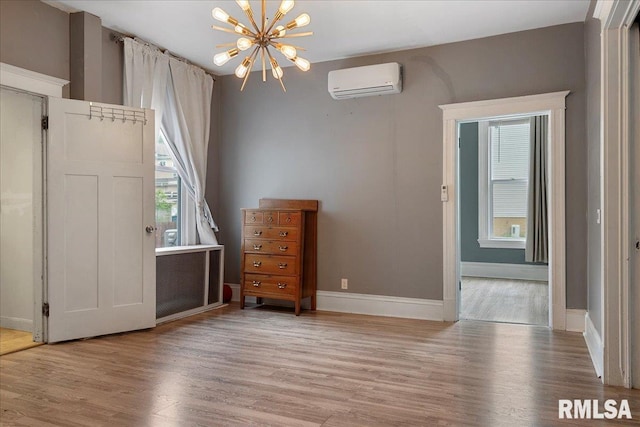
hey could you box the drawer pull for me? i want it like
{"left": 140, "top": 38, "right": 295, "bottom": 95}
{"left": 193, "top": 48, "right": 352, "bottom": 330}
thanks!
{"left": 250, "top": 216, "right": 256, "bottom": 222}
{"left": 267, "top": 216, "right": 274, "bottom": 223}
{"left": 253, "top": 244, "right": 262, "bottom": 250}
{"left": 252, "top": 281, "right": 261, "bottom": 287}
{"left": 285, "top": 217, "right": 292, "bottom": 223}
{"left": 277, "top": 282, "right": 287, "bottom": 289}
{"left": 278, "top": 245, "right": 288, "bottom": 252}
{"left": 253, "top": 230, "right": 262, "bottom": 236}
{"left": 278, "top": 263, "right": 287, "bottom": 269}
{"left": 253, "top": 261, "right": 262, "bottom": 267}
{"left": 279, "top": 231, "right": 288, "bottom": 237}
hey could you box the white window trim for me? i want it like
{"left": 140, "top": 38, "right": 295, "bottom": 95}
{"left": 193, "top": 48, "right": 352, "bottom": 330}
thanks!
{"left": 476, "top": 120, "right": 527, "bottom": 249}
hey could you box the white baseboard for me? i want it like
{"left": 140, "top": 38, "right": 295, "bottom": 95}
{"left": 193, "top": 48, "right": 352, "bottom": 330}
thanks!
{"left": 584, "top": 311, "right": 604, "bottom": 379}
{"left": 461, "top": 262, "right": 548, "bottom": 281}
{"left": 228, "top": 284, "right": 443, "bottom": 321}
{"left": 317, "top": 291, "right": 443, "bottom": 321}
{"left": 565, "top": 309, "right": 586, "bottom": 332}
{"left": 0, "top": 316, "right": 33, "bottom": 332}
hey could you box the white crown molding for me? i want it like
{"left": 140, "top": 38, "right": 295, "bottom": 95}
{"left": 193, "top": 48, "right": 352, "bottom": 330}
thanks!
{"left": 0, "top": 62, "right": 68, "bottom": 98}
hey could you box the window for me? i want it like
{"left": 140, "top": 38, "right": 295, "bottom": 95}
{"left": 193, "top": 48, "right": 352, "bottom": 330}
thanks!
{"left": 478, "top": 118, "right": 531, "bottom": 249}
{"left": 155, "top": 132, "right": 181, "bottom": 248}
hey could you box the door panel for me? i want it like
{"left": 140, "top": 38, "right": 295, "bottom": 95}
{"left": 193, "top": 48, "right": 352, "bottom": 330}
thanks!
{"left": 47, "top": 98, "right": 155, "bottom": 343}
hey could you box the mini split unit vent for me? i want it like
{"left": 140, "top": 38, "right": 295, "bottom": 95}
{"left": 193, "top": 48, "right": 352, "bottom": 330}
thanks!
{"left": 328, "top": 62, "right": 403, "bottom": 100}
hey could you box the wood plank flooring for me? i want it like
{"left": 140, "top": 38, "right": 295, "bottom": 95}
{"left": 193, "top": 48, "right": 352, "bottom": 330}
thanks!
{"left": 1, "top": 304, "right": 639, "bottom": 426}
{"left": 0, "top": 328, "right": 42, "bottom": 356}
{"left": 461, "top": 276, "right": 549, "bottom": 326}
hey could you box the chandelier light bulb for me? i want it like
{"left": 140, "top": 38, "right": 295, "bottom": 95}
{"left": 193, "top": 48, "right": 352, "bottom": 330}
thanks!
{"left": 278, "top": 0, "right": 295, "bottom": 15}
{"left": 237, "top": 38, "right": 253, "bottom": 51}
{"left": 270, "top": 58, "right": 283, "bottom": 79}
{"left": 294, "top": 13, "right": 310, "bottom": 27}
{"left": 235, "top": 57, "right": 251, "bottom": 78}
{"left": 212, "top": 7, "right": 230, "bottom": 22}
{"left": 235, "top": 0, "right": 250, "bottom": 11}
{"left": 278, "top": 44, "right": 297, "bottom": 59}
{"left": 271, "top": 25, "right": 286, "bottom": 38}
{"left": 234, "top": 23, "right": 250, "bottom": 35}
{"left": 294, "top": 56, "right": 310, "bottom": 72}
{"left": 214, "top": 48, "right": 238, "bottom": 66}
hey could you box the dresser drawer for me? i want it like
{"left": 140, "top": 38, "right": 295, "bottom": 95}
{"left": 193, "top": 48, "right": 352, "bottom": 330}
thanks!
{"left": 244, "top": 225, "right": 298, "bottom": 241}
{"left": 243, "top": 274, "right": 297, "bottom": 296}
{"left": 244, "top": 210, "right": 277, "bottom": 225}
{"left": 244, "top": 254, "right": 298, "bottom": 275}
{"left": 278, "top": 211, "right": 301, "bottom": 226}
{"left": 244, "top": 239, "right": 299, "bottom": 255}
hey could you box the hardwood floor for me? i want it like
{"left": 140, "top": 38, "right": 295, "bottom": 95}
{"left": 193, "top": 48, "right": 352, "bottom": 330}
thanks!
{"left": 1, "top": 304, "right": 639, "bottom": 426}
{"left": 461, "top": 277, "right": 549, "bottom": 326}
{"left": 0, "top": 328, "right": 42, "bottom": 356}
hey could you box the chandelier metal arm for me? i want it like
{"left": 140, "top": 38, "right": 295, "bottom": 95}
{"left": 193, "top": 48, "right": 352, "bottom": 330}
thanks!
{"left": 240, "top": 46, "right": 260, "bottom": 91}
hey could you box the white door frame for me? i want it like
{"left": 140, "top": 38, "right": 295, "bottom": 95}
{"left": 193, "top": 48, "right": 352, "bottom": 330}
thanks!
{"left": 0, "top": 62, "right": 68, "bottom": 342}
{"left": 595, "top": 0, "right": 640, "bottom": 387}
{"left": 439, "top": 91, "right": 569, "bottom": 330}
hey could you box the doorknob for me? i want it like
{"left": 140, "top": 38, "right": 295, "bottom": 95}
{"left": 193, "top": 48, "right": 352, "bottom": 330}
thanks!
{"left": 145, "top": 225, "right": 156, "bottom": 233}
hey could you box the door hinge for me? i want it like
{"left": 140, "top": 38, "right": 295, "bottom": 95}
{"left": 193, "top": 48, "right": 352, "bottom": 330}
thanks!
{"left": 41, "top": 116, "right": 49, "bottom": 130}
{"left": 459, "top": 281, "right": 462, "bottom": 290}
{"left": 42, "top": 302, "right": 50, "bottom": 317}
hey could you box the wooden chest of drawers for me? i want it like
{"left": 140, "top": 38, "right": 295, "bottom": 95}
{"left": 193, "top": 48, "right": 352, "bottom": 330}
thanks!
{"left": 240, "top": 199, "right": 318, "bottom": 315}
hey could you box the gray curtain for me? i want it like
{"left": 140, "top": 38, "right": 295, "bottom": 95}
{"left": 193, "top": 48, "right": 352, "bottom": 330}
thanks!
{"left": 525, "top": 115, "right": 548, "bottom": 263}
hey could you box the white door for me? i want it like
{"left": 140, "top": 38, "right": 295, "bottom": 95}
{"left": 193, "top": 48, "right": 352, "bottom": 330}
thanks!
{"left": 47, "top": 98, "right": 156, "bottom": 343}
{"left": 630, "top": 23, "right": 640, "bottom": 389}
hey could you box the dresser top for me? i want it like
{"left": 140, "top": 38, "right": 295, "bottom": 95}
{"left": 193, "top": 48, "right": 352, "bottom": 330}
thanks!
{"left": 258, "top": 198, "right": 318, "bottom": 211}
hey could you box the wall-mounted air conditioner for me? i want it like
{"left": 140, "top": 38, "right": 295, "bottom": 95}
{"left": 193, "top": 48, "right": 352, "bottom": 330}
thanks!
{"left": 328, "top": 62, "right": 402, "bottom": 100}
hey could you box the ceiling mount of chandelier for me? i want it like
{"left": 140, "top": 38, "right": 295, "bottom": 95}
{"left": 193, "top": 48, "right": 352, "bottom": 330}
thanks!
{"left": 211, "top": 0, "right": 312, "bottom": 92}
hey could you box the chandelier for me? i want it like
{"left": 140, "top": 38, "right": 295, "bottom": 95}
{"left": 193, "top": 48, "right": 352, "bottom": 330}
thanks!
{"left": 211, "top": 0, "right": 312, "bottom": 92}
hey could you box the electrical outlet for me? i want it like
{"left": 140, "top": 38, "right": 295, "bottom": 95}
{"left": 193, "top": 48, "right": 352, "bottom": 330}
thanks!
{"left": 341, "top": 278, "right": 348, "bottom": 290}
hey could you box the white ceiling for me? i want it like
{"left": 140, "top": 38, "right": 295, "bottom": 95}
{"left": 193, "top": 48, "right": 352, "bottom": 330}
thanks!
{"left": 47, "top": 0, "right": 591, "bottom": 75}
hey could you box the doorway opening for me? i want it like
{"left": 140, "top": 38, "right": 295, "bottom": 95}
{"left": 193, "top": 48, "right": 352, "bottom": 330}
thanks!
{"left": 0, "top": 86, "right": 45, "bottom": 352}
{"left": 458, "top": 116, "right": 549, "bottom": 326}
{"left": 440, "top": 91, "right": 569, "bottom": 330}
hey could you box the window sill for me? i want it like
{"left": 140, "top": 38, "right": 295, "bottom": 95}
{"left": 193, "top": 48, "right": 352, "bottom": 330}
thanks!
{"left": 477, "top": 238, "right": 525, "bottom": 249}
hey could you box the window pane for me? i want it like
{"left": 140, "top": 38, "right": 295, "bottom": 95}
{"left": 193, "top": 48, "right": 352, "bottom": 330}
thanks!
{"left": 491, "top": 180, "right": 528, "bottom": 238}
{"left": 490, "top": 121, "right": 530, "bottom": 180}
{"left": 155, "top": 135, "right": 180, "bottom": 248}
{"left": 488, "top": 119, "right": 530, "bottom": 240}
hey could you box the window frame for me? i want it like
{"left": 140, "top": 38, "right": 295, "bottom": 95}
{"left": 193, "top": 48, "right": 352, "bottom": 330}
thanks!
{"left": 477, "top": 119, "right": 530, "bottom": 249}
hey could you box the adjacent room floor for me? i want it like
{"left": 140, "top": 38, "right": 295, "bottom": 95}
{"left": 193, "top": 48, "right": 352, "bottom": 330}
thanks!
{"left": 2, "top": 304, "right": 638, "bottom": 426}
{"left": 461, "top": 276, "right": 549, "bottom": 326}
{"left": 0, "top": 328, "right": 42, "bottom": 356}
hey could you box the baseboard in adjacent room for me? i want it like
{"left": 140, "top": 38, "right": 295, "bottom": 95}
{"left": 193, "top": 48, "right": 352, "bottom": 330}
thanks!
{"left": 584, "top": 311, "right": 604, "bottom": 379}
{"left": 461, "top": 262, "right": 548, "bottom": 282}
{"left": 0, "top": 316, "right": 33, "bottom": 332}
{"left": 227, "top": 284, "right": 444, "bottom": 321}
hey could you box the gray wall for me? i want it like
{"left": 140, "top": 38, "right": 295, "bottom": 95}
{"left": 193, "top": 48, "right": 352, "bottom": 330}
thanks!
{"left": 459, "top": 122, "right": 530, "bottom": 264}
{"left": 214, "top": 23, "right": 588, "bottom": 306}
{"left": 0, "top": 0, "right": 70, "bottom": 97}
{"left": 585, "top": 14, "right": 602, "bottom": 335}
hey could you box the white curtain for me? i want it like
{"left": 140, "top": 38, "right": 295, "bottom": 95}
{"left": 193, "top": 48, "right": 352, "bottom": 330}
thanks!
{"left": 123, "top": 38, "right": 218, "bottom": 244}
{"left": 123, "top": 38, "right": 169, "bottom": 136}
{"left": 162, "top": 58, "right": 218, "bottom": 244}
